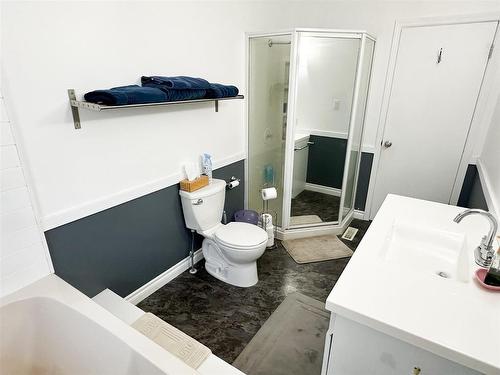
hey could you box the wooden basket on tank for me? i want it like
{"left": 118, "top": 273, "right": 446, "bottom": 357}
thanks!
{"left": 180, "top": 175, "right": 209, "bottom": 192}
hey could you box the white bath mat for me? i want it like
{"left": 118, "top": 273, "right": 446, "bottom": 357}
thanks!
{"left": 283, "top": 235, "right": 353, "bottom": 264}
{"left": 289, "top": 215, "right": 323, "bottom": 226}
{"left": 132, "top": 313, "right": 211, "bottom": 369}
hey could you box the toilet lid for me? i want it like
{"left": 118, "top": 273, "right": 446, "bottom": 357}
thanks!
{"left": 215, "top": 222, "right": 268, "bottom": 249}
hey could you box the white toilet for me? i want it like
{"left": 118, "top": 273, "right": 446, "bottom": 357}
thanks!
{"left": 179, "top": 179, "right": 268, "bottom": 287}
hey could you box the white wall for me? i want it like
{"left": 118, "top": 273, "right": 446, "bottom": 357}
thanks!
{"left": 478, "top": 94, "right": 500, "bottom": 216}
{"left": 0, "top": 92, "right": 52, "bottom": 297}
{"left": 2, "top": 1, "right": 499, "bottom": 231}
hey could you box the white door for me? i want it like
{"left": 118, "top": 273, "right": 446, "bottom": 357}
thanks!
{"left": 371, "top": 21, "right": 497, "bottom": 216}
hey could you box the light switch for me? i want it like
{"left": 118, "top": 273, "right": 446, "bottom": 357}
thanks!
{"left": 333, "top": 99, "right": 341, "bottom": 110}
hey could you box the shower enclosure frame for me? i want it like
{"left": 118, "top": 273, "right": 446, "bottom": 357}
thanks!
{"left": 245, "top": 28, "right": 376, "bottom": 239}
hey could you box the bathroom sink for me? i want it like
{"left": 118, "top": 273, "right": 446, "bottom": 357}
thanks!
{"left": 381, "top": 220, "right": 470, "bottom": 282}
{"left": 326, "top": 195, "right": 500, "bottom": 374}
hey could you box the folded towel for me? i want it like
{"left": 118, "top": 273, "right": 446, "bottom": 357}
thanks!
{"left": 84, "top": 85, "right": 167, "bottom": 105}
{"left": 141, "top": 76, "right": 210, "bottom": 90}
{"left": 142, "top": 83, "right": 206, "bottom": 101}
{"left": 205, "top": 83, "right": 239, "bottom": 98}
{"left": 132, "top": 313, "right": 211, "bottom": 369}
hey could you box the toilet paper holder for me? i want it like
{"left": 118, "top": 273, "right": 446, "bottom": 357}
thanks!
{"left": 226, "top": 176, "right": 240, "bottom": 189}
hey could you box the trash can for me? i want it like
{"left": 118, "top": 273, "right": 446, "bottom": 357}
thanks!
{"left": 234, "top": 209, "right": 259, "bottom": 226}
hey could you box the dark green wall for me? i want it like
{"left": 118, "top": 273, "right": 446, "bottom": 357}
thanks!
{"left": 45, "top": 160, "right": 245, "bottom": 298}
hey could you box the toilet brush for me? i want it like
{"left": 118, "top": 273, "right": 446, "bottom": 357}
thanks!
{"left": 189, "top": 230, "right": 197, "bottom": 274}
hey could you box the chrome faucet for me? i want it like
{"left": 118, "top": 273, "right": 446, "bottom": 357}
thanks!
{"left": 453, "top": 209, "right": 498, "bottom": 267}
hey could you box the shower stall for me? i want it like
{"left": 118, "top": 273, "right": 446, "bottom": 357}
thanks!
{"left": 246, "top": 29, "right": 375, "bottom": 238}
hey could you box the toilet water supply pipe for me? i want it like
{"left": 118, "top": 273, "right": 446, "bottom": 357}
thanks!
{"left": 189, "top": 230, "right": 197, "bottom": 274}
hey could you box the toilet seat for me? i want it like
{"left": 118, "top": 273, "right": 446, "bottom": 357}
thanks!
{"left": 214, "top": 222, "right": 268, "bottom": 250}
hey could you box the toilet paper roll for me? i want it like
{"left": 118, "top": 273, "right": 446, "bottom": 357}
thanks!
{"left": 261, "top": 187, "right": 277, "bottom": 201}
{"left": 227, "top": 180, "right": 239, "bottom": 189}
{"left": 266, "top": 225, "right": 274, "bottom": 248}
{"left": 261, "top": 213, "right": 273, "bottom": 225}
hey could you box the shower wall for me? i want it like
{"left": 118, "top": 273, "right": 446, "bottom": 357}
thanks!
{"left": 247, "top": 35, "right": 291, "bottom": 226}
{"left": 248, "top": 30, "right": 375, "bottom": 232}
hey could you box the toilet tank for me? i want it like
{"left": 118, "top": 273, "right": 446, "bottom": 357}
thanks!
{"left": 179, "top": 179, "right": 226, "bottom": 231}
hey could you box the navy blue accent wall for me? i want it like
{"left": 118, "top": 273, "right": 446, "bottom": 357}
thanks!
{"left": 45, "top": 160, "right": 245, "bottom": 298}
{"left": 305, "top": 135, "right": 373, "bottom": 211}
{"left": 355, "top": 152, "right": 373, "bottom": 211}
{"left": 458, "top": 164, "right": 488, "bottom": 210}
{"left": 306, "top": 135, "right": 347, "bottom": 189}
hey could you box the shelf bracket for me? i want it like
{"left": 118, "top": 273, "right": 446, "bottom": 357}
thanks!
{"left": 215, "top": 100, "right": 219, "bottom": 112}
{"left": 68, "top": 89, "right": 81, "bottom": 129}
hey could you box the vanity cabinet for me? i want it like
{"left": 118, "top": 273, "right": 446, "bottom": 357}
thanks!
{"left": 321, "top": 315, "right": 482, "bottom": 375}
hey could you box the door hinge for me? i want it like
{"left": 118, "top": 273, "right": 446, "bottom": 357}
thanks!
{"left": 488, "top": 44, "right": 494, "bottom": 60}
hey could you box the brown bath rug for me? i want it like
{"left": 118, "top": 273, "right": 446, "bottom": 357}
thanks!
{"left": 282, "top": 235, "right": 353, "bottom": 264}
{"left": 233, "top": 292, "right": 329, "bottom": 375}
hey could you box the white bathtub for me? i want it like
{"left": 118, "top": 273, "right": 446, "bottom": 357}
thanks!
{"left": 0, "top": 275, "right": 198, "bottom": 375}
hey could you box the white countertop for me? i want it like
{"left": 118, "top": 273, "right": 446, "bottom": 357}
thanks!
{"left": 326, "top": 195, "right": 500, "bottom": 374}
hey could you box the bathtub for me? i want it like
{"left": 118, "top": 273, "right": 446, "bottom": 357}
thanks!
{"left": 0, "top": 275, "right": 198, "bottom": 375}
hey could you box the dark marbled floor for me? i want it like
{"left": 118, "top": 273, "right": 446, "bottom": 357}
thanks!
{"left": 138, "top": 219, "right": 370, "bottom": 363}
{"left": 291, "top": 190, "right": 340, "bottom": 223}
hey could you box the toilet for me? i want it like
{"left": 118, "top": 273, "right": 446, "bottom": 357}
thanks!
{"left": 179, "top": 179, "right": 268, "bottom": 287}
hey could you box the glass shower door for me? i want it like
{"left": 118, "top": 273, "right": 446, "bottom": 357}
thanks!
{"left": 289, "top": 33, "right": 361, "bottom": 227}
{"left": 247, "top": 34, "right": 292, "bottom": 227}
{"left": 340, "top": 36, "right": 375, "bottom": 221}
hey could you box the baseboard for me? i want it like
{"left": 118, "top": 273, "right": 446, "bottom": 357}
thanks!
{"left": 305, "top": 183, "right": 341, "bottom": 197}
{"left": 353, "top": 210, "right": 365, "bottom": 220}
{"left": 300, "top": 129, "right": 348, "bottom": 139}
{"left": 125, "top": 249, "right": 204, "bottom": 305}
{"left": 277, "top": 221, "right": 348, "bottom": 240}
{"left": 476, "top": 158, "right": 499, "bottom": 218}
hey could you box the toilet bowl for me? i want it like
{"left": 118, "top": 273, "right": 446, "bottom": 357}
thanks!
{"left": 179, "top": 179, "right": 268, "bottom": 287}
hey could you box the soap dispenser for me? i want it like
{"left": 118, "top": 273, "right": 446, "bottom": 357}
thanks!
{"left": 484, "top": 240, "right": 500, "bottom": 287}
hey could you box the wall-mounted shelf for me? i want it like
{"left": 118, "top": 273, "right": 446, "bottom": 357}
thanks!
{"left": 67, "top": 89, "right": 244, "bottom": 129}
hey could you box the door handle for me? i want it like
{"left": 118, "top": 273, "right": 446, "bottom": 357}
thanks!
{"left": 383, "top": 140, "right": 393, "bottom": 148}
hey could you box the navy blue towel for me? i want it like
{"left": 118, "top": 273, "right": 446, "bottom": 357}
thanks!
{"left": 142, "top": 83, "right": 206, "bottom": 101}
{"left": 205, "top": 83, "right": 239, "bottom": 98}
{"left": 84, "top": 85, "right": 167, "bottom": 105}
{"left": 141, "top": 76, "right": 210, "bottom": 90}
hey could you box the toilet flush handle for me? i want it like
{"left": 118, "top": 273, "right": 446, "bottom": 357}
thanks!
{"left": 193, "top": 198, "right": 203, "bottom": 205}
